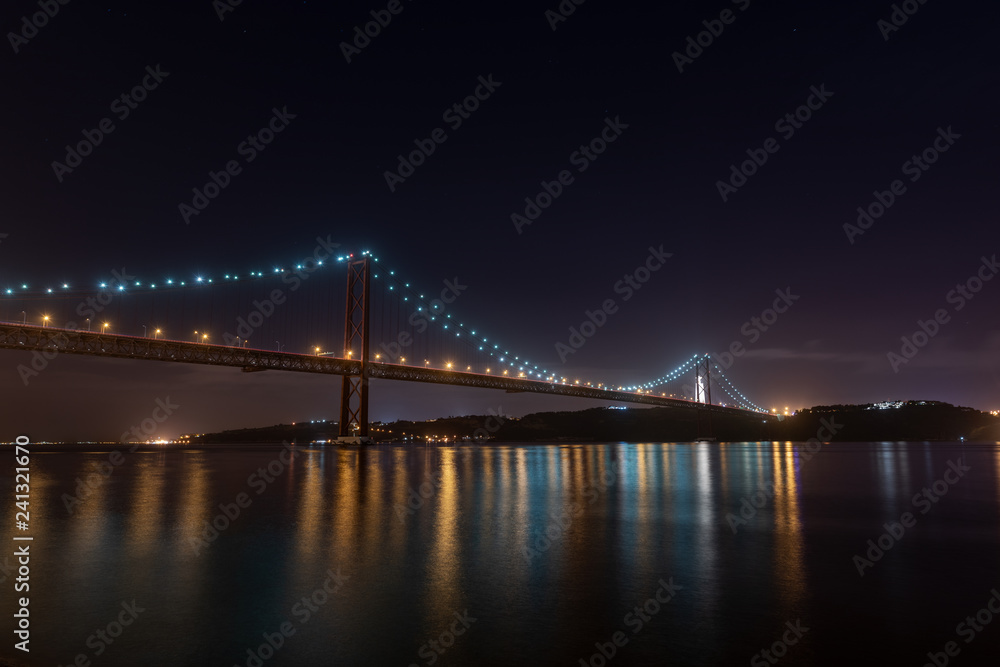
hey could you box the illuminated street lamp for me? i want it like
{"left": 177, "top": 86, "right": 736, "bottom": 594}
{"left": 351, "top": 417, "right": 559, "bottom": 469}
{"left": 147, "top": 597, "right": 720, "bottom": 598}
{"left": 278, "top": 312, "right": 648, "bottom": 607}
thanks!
{"left": 42, "top": 315, "right": 50, "bottom": 327}
{"left": 315, "top": 346, "right": 321, "bottom": 355}
{"left": 102, "top": 322, "right": 110, "bottom": 333}
{"left": 154, "top": 329, "right": 161, "bottom": 339}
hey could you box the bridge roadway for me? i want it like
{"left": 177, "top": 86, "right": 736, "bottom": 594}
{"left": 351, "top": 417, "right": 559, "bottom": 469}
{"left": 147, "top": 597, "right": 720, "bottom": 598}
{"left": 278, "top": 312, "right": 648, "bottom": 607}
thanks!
{"left": 0, "top": 323, "right": 767, "bottom": 417}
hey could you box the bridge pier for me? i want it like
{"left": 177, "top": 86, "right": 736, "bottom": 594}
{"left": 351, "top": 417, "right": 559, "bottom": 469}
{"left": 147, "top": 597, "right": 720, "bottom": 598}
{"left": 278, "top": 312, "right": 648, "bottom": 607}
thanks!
{"left": 695, "top": 356, "right": 714, "bottom": 441}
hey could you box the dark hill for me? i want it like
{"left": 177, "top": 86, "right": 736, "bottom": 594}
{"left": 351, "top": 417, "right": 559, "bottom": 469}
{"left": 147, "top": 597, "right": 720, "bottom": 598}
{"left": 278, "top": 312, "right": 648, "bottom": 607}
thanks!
{"left": 188, "top": 401, "right": 998, "bottom": 444}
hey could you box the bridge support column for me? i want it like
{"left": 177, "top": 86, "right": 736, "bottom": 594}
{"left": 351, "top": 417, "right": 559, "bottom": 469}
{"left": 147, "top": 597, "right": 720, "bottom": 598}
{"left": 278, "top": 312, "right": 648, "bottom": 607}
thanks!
{"left": 337, "top": 257, "right": 371, "bottom": 444}
{"left": 695, "top": 356, "right": 712, "bottom": 406}
{"left": 694, "top": 355, "right": 714, "bottom": 441}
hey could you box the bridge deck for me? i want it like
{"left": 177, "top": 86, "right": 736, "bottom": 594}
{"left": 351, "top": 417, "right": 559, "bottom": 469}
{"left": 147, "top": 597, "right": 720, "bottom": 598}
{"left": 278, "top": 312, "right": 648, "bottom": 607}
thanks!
{"left": 0, "top": 323, "right": 768, "bottom": 417}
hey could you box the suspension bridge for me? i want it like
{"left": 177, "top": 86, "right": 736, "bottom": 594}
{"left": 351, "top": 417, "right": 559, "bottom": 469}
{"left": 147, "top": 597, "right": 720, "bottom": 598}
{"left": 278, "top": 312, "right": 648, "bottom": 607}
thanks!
{"left": 0, "top": 250, "right": 772, "bottom": 442}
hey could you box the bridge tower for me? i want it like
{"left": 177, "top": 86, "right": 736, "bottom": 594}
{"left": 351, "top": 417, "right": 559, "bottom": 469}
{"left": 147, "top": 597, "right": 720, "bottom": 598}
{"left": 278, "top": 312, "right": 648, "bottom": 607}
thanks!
{"left": 694, "top": 355, "right": 714, "bottom": 440}
{"left": 694, "top": 356, "right": 712, "bottom": 405}
{"left": 338, "top": 256, "right": 371, "bottom": 443}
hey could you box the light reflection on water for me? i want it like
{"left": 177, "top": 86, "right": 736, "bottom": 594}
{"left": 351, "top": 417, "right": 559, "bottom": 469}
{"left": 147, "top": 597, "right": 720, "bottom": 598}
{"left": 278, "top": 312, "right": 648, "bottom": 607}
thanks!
{"left": 1, "top": 441, "right": 998, "bottom": 666}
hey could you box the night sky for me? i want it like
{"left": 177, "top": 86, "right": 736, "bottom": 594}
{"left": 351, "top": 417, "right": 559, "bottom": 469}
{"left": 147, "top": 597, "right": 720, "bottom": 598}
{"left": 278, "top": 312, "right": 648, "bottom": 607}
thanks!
{"left": 1, "top": 0, "right": 998, "bottom": 441}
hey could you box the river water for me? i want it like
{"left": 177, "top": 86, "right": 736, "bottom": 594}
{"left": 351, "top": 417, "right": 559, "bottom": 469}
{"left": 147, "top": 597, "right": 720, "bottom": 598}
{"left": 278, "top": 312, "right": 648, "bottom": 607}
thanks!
{"left": 1, "top": 441, "right": 999, "bottom": 666}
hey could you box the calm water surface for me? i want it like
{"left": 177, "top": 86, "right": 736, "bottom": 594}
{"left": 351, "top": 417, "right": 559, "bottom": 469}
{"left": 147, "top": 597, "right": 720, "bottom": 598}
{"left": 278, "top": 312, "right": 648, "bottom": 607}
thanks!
{"left": 2, "top": 441, "right": 999, "bottom": 666}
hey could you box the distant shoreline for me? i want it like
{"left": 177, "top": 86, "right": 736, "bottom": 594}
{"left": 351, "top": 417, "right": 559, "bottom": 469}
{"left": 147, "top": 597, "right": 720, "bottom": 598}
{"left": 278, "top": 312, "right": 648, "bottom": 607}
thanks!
{"left": 8, "top": 401, "right": 998, "bottom": 446}
{"left": 5, "top": 440, "right": 999, "bottom": 451}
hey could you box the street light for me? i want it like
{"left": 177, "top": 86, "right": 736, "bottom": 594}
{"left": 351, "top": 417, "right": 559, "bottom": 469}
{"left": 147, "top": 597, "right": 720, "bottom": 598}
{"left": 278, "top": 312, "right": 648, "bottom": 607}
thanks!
{"left": 42, "top": 315, "right": 50, "bottom": 328}
{"left": 102, "top": 322, "right": 110, "bottom": 333}
{"left": 154, "top": 329, "right": 161, "bottom": 339}
{"left": 315, "top": 346, "right": 321, "bottom": 355}
{"left": 142, "top": 325, "right": 147, "bottom": 338}
{"left": 85, "top": 318, "right": 91, "bottom": 331}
